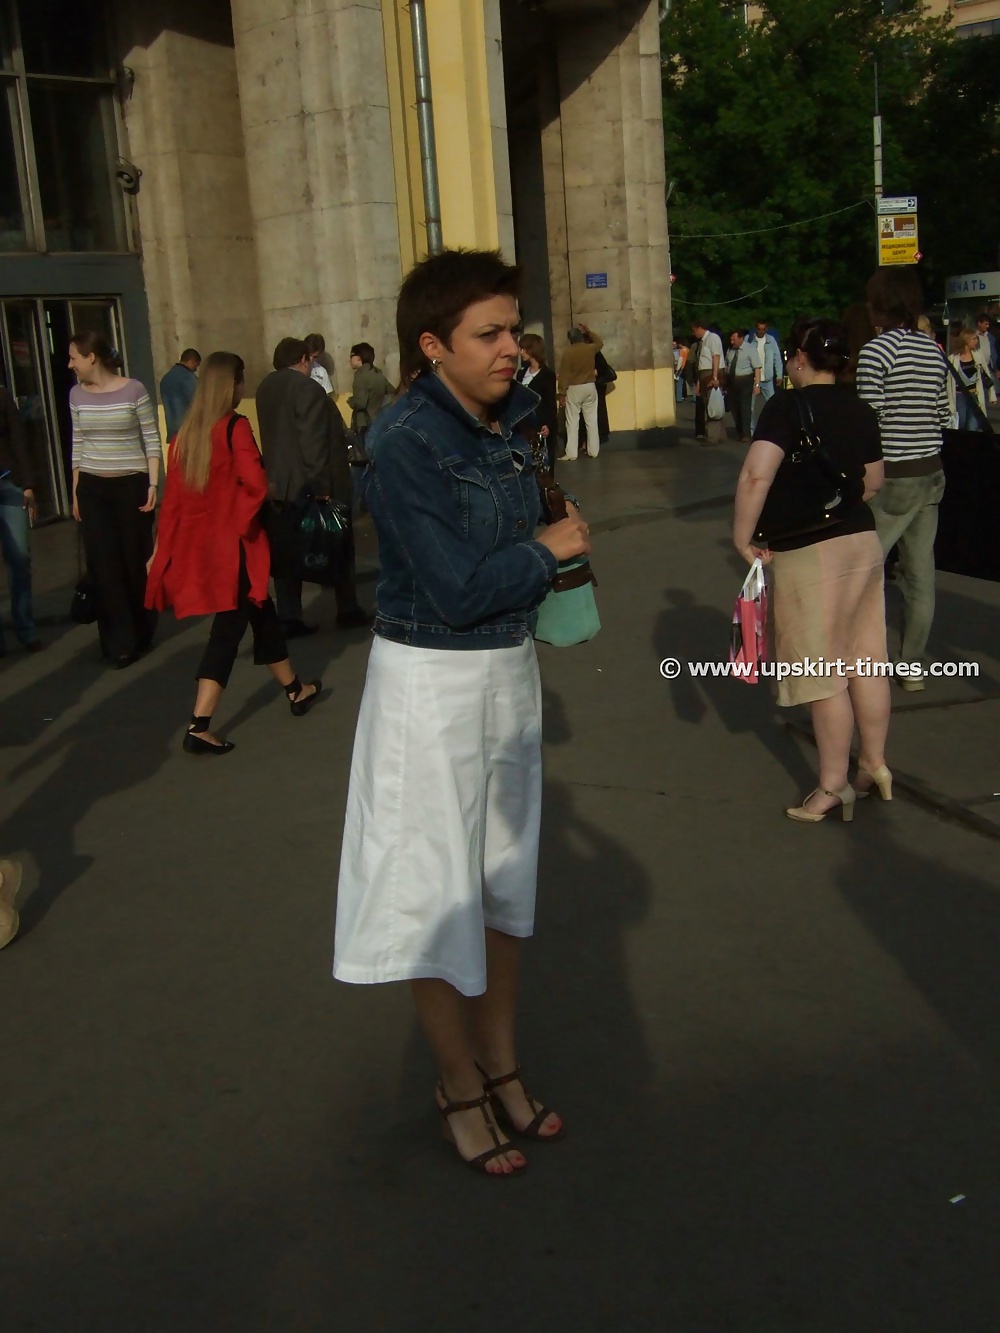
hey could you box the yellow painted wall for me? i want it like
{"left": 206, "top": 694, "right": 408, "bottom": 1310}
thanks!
{"left": 605, "top": 370, "right": 676, "bottom": 434}
{"left": 381, "top": 0, "right": 425, "bottom": 273}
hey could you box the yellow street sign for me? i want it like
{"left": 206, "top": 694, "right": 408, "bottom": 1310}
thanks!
{"left": 878, "top": 212, "right": 919, "bottom": 266}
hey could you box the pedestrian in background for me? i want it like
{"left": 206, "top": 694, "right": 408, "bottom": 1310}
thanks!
{"left": 734, "top": 318, "right": 890, "bottom": 823}
{"left": 857, "top": 270, "right": 950, "bottom": 693}
{"left": 750, "top": 318, "right": 782, "bottom": 429}
{"left": 69, "top": 332, "right": 161, "bottom": 669}
{"left": 974, "top": 312, "right": 997, "bottom": 388}
{"left": 947, "top": 330, "right": 995, "bottom": 431}
{"left": 256, "top": 337, "right": 369, "bottom": 635}
{"left": 335, "top": 249, "right": 589, "bottom": 1176}
{"left": 691, "top": 318, "right": 722, "bottom": 441}
{"left": 347, "top": 342, "right": 394, "bottom": 444}
{"left": 673, "top": 338, "right": 688, "bottom": 403}
{"left": 725, "top": 328, "right": 761, "bottom": 442}
{"left": 158, "top": 348, "right": 201, "bottom": 440}
{"left": 146, "top": 352, "right": 321, "bottom": 755}
{"left": 556, "top": 323, "right": 602, "bottom": 460}
{"left": 305, "top": 333, "right": 335, "bottom": 395}
{"left": 516, "top": 334, "right": 558, "bottom": 466}
{"left": 0, "top": 382, "right": 41, "bottom": 656}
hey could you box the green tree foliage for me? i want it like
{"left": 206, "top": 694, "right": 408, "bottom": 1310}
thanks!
{"left": 662, "top": 0, "right": 960, "bottom": 336}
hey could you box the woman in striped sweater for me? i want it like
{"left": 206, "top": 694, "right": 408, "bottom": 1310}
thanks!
{"left": 69, "top": 332, "right": 162, "bottom": 668}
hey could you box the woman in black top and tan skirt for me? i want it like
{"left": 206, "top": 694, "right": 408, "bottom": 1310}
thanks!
{"left": 733, "top": 317, "right": 893, "bottom": 822}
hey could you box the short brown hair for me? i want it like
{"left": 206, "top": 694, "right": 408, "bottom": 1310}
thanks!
{"left": 518, "top": 333, "right": 547, "bottom": 366}
{"left": 865, "top": 269, "right": 923, "bottom": 331}
{"left": 273, "top": 337, "right": 308, "bottom": 370}
{"left": 396, "top": 249, "right": 522, "bottom": 384}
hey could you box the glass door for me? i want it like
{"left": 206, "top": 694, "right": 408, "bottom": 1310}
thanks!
{"left": 0, "top": 298, "right": 63, "bottom": 518}
{"left": 0, "top": 295, "right": 125, "bottom": 519}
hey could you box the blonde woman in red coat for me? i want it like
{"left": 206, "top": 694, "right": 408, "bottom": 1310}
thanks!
{"left": 146, "top": 352, "right": 322, "bottom": 755}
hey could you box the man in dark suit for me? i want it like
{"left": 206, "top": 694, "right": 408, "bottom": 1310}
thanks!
{"left": 256, "top": 337, "right": 370, "bottom": 635}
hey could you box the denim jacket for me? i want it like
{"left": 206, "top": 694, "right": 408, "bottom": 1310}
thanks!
{"left": 364, "top": 371, "right": 557, "bottom": 649}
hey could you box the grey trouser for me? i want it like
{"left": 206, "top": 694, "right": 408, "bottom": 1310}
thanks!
{"left": 869, "top": 470, "right": 946, "bottom": 668}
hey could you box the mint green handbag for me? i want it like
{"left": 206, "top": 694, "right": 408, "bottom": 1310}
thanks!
{"left": 534, "top": 557, "right": 600, "bottom": 646}
{"left": 528, "top": 433, "right": 600, "bottom": 647}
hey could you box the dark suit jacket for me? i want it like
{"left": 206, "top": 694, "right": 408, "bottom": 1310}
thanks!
{"left": 254, "top": 368, "right": 350, "bottom": 505}
{"left": 515, "top": 364, "right": 558, "bottom": 439}
{"left": 0, "top": 384, "right": 33, "bottom": 489}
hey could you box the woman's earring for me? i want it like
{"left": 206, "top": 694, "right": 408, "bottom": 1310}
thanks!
{"left": 431, "top": 358, "right": 442, "bottom": 370}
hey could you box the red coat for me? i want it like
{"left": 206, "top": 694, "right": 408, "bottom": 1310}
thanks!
{"left": 146, "top": 413, "right": 271, "bottom": 617}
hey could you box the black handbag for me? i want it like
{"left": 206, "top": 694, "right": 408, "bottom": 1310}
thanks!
{"left": 265, "top": 495, "right": 352, "bottom": 587}
{"left": 69, "top": 529, "right": 99, "bottom": 624}
{"left": 753, "top": 391, "right": 854, "bottom": 546}
{"left": 595, "top": 352, "right": 617, "bottom": 386}
{"left": 935, "top": 428, "right": 1000, "bottom": 581}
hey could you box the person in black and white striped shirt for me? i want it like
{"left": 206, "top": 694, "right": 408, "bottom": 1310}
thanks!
{"left": 857, "top": 270, "right": 950, "bottom": 692}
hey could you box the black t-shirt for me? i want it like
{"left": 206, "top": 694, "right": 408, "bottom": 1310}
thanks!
{"left": 752, "top": 385, "right": 882, "bottom": 551}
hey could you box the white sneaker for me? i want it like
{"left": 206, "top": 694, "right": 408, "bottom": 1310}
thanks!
{"left": 0, "top": 858, "right": 23, "bottom": 950}
{"left": 899, "top": 675, "right": 926, "bottom": 693}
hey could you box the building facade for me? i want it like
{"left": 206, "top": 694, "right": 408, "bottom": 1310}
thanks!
{"left": 0, "top": 0, "right": 673, "bottom": 520}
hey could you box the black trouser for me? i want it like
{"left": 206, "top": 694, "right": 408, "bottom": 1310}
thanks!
{"left": 695, "top": 371, "right": 713, "bottom": 437}
{"left": 731, "top": 375, "right": 755, "bottom": 439}
{"left": 197, "top": 556, "right": 288, "bottom": 688}
{"left": 76, "top": 472, "right": 155, "bottom": 660}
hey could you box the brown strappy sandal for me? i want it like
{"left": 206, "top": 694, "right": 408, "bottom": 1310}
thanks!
{"left": 436, "top": 1083, "right": 527, "bottom": 1176}
{"left": 475, "top": 1064, "right": 565, "bottom": 1142}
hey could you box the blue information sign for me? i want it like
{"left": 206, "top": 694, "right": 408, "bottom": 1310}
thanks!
{"left": 585, "top": 272, "right": 608, "bottom": 289}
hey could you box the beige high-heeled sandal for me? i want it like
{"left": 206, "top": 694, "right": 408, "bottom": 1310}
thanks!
{"left": 855, "top": 764, "right": 893, "bottom": 801}
{"left": 786, "top": 784, "right": 856, "bottom": 823}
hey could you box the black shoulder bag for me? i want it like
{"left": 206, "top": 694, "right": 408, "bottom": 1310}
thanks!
{"left": 753, "top": 392, "right": 854, "bottom": 546}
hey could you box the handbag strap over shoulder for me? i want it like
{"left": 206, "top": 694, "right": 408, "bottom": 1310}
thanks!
{"left": 790, "top": 390, "right": 848, "bottom": 486}
{"left": 946, "top": 360, "right": 995, "bottom": 435}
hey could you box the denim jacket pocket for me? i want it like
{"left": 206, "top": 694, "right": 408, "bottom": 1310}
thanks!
{"left": 445, "top": 460, "right": 498, "bottom": 540}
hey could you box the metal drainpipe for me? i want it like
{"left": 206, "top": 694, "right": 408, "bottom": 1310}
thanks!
{"left": 409, "top": 0, "right": 444, "bottom": 256}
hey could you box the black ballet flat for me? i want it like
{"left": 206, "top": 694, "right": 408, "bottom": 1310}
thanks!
{"left": 285, "top": 677, "right": 322, "bottom": 717}
{"left": 183, "top": 716, "right": 235, "bottom": 756}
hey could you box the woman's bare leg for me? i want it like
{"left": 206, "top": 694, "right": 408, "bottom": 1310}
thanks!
{"left": 469, "top": 929, "right": 562, "bottom": 1137}
{"left": 266, "top": 658, "right": 318, "bottom": 704}
{"left": 411, "top": 976, "right": 524, "bottom": 1174}
{"left": 800, "top": 690, "right": 855, "bottom": 815}
{"left": 191, "top": 679, "right": 225, "bottom": 745}
{"left": 848, "top": 675, "right": 891, "bottom": 788}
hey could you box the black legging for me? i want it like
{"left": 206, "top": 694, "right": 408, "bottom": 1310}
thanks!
{"left": 196, "top": 553, "right": 287, "bottom": 687}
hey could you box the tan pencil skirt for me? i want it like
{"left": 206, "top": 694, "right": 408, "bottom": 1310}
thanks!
{"left": 769, "top": 530, "right": 888, "bottom": 707}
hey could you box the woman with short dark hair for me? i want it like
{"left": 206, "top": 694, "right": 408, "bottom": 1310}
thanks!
{"left": 69, "top": 331, "right": 161, "bottom": 668}
{"left": 733, "top": 318, "right": 891, "bottom": 822}
{"left": 146, "top": 353, "right": 321, "bottom": 754}
{"left": 516, "top": 333, "right": 558, "bottom": 466}
{"left": 334, "top": 249, "right": 590, "bottom": 1175}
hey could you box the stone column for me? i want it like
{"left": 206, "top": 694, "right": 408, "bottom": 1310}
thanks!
{"left": 546, "top": 0, "right": 674, "bottom": 435}
{"left": 117, "top": 1, "right": 267, "bottom": 388}
{"left": 230, "top": 0, "right": 403, "bottom": 387}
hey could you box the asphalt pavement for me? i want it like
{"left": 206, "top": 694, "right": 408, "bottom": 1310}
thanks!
{"left": 2, "top": 413, "right": 999, "bottom": 1332}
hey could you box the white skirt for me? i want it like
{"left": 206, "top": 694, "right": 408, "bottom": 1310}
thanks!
{"left": 333, "top": 636, "right": 543, "bottom": 997}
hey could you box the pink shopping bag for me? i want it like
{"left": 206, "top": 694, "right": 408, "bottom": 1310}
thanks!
{"left": 728, "top": 558, "right": 768, "bottom": 685}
